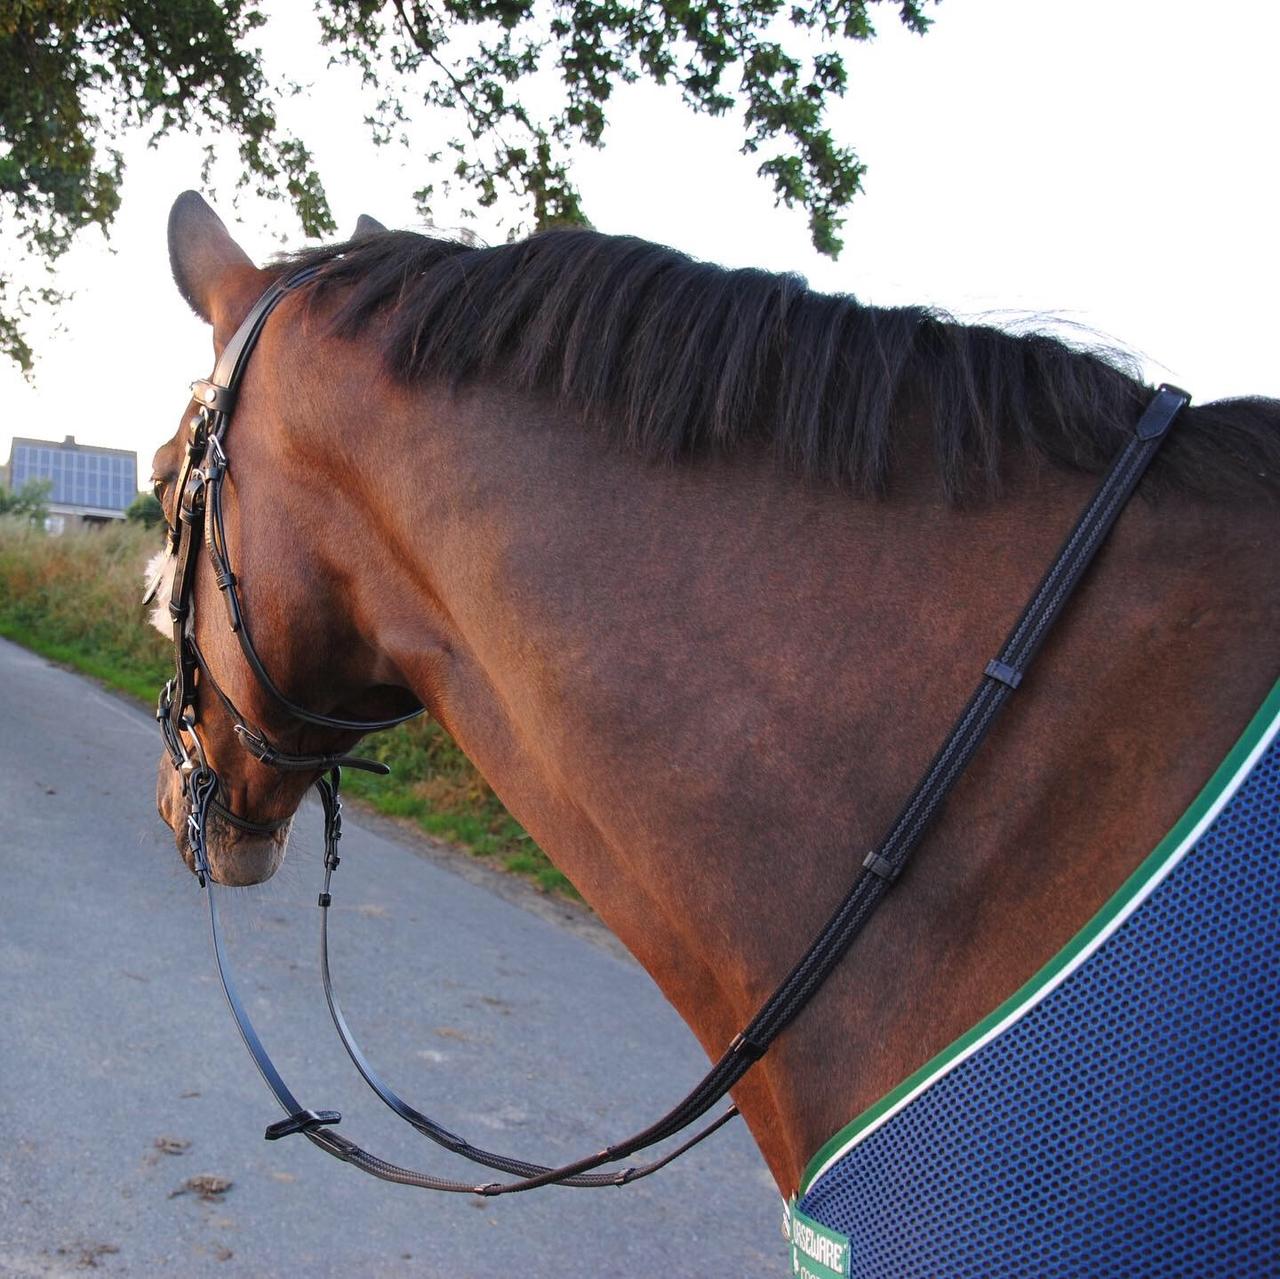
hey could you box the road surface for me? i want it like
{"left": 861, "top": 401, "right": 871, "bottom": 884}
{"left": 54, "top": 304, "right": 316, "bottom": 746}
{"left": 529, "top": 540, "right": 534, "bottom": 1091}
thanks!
{"left": 0, "top": 637, "right": 779, "bottom": 1277}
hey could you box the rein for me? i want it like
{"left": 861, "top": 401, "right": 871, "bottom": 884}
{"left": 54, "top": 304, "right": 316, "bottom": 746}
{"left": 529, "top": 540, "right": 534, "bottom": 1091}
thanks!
{"left": 154, "top": 265, "right": 1189, "bottom": 1195}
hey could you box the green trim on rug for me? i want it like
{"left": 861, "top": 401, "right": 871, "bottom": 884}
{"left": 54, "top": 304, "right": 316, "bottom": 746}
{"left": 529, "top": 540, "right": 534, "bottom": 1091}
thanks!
{"left": 800, "top": 677, "right": 1280, "bottom": 1196}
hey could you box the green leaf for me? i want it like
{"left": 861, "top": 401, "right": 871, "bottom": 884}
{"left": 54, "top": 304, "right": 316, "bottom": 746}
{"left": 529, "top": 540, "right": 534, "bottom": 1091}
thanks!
{"left": 2, "top": 0, "right": 940, "bottom": 367}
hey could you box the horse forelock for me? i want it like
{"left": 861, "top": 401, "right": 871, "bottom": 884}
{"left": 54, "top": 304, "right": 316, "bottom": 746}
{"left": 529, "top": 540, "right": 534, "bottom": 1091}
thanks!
{"left": 274, "top": 229, "right": 1280, "bottom": 505}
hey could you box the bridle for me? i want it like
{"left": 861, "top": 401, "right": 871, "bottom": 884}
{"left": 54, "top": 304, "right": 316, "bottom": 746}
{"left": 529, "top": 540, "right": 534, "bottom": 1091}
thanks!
{"left": 152, "top": 262, "right": 1190, "bottom": 1195}
{"left": 151, "top": 265, "right": 422, "bottom": 817}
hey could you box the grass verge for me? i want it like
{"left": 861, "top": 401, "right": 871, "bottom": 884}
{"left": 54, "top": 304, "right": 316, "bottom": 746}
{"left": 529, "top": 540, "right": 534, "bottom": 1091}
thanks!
{"left": 0, "top": 516, "right": 575, "bottom": 898}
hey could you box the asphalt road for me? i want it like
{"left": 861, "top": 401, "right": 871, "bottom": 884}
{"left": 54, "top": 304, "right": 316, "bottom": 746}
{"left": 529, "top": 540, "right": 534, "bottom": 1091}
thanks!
{"left": 0, "top": 637, "right": 779, "bottom": 1277}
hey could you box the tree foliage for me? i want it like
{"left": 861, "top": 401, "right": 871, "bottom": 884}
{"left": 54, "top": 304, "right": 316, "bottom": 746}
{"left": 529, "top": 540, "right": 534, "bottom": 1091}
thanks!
{"left": 1, "top": 0, "right": 935, "bottom": 371}
{"left": 0, "top": 477, "right": 51, "bottom": 524}
{"left": 125, "top": 490, "right": 164, "bottom": 527}
{"left": 1, "top": 1, "right": 333, "bottom": 372}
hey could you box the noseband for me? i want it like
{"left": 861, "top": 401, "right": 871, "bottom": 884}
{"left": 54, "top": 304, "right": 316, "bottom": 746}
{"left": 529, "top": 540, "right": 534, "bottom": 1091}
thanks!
{"left": 153, "top": 264, "right": 1189, "bottom": 1195}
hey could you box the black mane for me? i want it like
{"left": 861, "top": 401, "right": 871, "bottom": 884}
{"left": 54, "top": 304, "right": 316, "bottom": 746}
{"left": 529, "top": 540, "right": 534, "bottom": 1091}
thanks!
{"left": 284, "top": 228, "right": 1279, "bottom": 502}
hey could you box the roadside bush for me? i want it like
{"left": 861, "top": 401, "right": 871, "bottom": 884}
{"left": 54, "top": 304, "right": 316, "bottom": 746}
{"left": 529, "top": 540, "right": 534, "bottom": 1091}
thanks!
{"left": 126, "top": 491, "right": 165, "bottom": 528}
{"left": 0, "top": 478, "right": 52, "bottom": 525}
{"left": 0, "top": 517, "right": 169, "bottom": 698}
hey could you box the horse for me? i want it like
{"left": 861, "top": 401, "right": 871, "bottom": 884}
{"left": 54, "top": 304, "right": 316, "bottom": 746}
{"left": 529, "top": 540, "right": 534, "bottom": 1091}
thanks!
{"left": 150, "top": 190, "right": 1279, "bottom": 1270}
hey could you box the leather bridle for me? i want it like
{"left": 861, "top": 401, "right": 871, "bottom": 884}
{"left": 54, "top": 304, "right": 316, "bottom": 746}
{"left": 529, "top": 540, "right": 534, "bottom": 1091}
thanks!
{"left": 152, "top": 263, "right": 1190, "bottom": 1195}
{"left": 151, "top": 265, "right": 420, "bottom": 840}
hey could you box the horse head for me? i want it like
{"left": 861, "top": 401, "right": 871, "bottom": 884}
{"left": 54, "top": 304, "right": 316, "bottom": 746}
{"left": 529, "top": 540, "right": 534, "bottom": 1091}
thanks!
{"left": 150, "top": 192, "right": 413, "bottom": 886}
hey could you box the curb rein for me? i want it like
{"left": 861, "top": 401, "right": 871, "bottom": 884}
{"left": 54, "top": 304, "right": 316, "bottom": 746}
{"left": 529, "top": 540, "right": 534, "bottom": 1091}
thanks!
{"left": 153, "top": 265, "right": 1190, "bottom": 1195}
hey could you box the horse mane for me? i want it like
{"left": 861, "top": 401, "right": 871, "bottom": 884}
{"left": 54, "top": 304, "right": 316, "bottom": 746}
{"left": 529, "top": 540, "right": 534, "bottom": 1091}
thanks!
{"left": 282, "top": 229, "right": 1280, "bottom": 502}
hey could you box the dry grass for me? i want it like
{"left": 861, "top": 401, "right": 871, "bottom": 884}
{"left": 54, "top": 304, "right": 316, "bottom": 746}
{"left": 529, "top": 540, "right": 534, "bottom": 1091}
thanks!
{"left": 0, "top": 518, "right": 170, "bottom": 699}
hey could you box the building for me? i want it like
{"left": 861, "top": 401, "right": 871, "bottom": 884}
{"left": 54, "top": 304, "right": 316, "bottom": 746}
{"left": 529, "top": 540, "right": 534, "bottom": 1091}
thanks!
{"left": 4, "top": 435, "right": 138, "bottom": 530}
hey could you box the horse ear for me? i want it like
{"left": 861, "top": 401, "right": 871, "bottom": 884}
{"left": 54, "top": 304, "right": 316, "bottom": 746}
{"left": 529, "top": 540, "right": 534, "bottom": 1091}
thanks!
{"left": 167, "top": 190, "right": 256, "bottom": 327}
{"left": 353, "top": 213, "right": 387, "bottom": 239}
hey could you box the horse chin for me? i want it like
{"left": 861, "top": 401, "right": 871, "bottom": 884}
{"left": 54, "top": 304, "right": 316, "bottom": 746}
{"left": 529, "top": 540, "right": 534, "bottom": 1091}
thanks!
{"left": 157, "top": 759, "right": 291, "bottom": 886}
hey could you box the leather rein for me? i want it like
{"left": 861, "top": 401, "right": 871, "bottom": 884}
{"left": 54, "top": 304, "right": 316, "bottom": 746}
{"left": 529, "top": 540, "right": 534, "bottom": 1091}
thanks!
{"left": 152, "top": 263, "right": 1189, "bottom": 1195}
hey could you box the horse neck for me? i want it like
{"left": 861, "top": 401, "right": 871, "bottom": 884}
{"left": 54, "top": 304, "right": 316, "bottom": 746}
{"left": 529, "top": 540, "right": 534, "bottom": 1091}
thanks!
{"left": 346, "top": 383, "right": 1278, "bottom": 1192}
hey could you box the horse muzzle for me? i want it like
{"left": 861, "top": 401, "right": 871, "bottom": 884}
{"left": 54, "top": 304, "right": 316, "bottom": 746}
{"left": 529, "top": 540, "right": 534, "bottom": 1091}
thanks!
{"left": 156, "top": 755, "right": 291, "bottom": 886}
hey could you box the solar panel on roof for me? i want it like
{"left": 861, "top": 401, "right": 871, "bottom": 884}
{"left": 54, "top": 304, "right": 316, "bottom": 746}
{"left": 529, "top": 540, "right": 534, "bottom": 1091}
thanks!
{"left": 9, "top": 443, "right": 136, "bottom": 511}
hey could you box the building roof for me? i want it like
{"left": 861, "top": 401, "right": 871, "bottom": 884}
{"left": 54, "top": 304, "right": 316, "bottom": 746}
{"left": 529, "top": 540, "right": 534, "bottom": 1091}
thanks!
{"left": 6, "top": 435, "right": 138, "bottom": 515}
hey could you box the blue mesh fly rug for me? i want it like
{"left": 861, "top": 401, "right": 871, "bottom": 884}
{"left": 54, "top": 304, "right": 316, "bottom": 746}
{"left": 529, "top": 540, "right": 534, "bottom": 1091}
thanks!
{"left": 784, "top": 683, "right": 1279, "bottom": 1279}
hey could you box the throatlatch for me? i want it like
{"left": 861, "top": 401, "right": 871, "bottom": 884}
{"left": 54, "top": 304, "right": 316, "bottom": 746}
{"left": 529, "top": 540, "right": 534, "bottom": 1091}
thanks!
{"left": 154, "top": 261, "right": 1189, "bottom": 1194}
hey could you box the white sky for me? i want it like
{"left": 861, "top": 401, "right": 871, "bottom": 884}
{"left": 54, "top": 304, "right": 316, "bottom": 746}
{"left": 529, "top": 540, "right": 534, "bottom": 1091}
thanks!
{"left": 2, "top": 0, "right": 1277, "bottom": 485}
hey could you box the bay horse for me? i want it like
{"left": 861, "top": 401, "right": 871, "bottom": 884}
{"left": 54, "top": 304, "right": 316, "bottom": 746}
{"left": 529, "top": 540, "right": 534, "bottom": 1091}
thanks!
{"left": 151, "top": 191, "right": 1278, "bottom": 1266}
